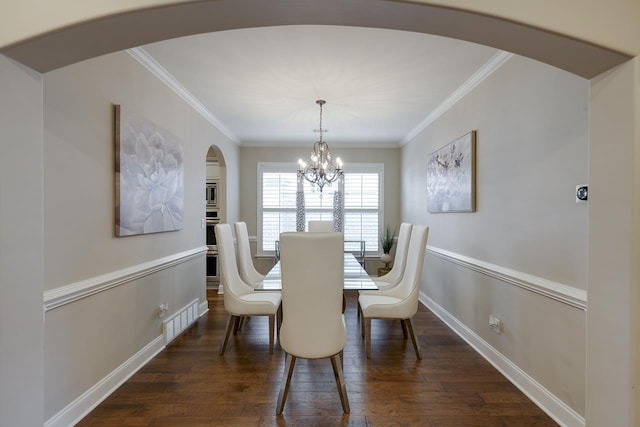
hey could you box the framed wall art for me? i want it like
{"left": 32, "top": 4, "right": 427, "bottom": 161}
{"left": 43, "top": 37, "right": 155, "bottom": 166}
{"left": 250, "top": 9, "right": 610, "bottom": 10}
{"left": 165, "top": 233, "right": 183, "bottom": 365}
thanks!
{"left": 114, "top": 105, "right": 184, "bottom": 236}
{"left": 426, "top": 130, "right": 476, "bottom": 213}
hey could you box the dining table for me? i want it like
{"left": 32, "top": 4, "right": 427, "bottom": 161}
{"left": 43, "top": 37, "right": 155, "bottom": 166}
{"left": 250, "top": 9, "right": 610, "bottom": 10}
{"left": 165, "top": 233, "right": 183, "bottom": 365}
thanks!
{"left": 255, "top": 253, "right": 378, "bottom": 291}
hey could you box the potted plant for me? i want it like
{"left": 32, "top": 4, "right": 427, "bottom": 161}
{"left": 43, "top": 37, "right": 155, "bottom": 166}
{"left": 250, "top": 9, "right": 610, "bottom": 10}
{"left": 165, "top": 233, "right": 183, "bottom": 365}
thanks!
{"left": 380, "top": 225, "right": 395, "bottom": 268}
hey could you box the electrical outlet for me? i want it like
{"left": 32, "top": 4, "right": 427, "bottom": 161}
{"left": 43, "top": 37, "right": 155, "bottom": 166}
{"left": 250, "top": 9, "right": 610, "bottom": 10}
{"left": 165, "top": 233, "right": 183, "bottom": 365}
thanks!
{"left": 201, "top": 218, "right": 206, "bottom": 228}
{"left": 489, "top": 315, "right": 502, "bottom": 335}
{"left": 159, "top": 303, "right": 168, "bottom": 318}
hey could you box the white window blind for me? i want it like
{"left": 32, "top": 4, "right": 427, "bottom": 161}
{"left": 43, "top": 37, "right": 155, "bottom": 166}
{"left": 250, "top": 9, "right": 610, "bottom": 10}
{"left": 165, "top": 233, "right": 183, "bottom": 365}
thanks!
{"left": 257, "top": 162, "right": 383, "bottom": 257}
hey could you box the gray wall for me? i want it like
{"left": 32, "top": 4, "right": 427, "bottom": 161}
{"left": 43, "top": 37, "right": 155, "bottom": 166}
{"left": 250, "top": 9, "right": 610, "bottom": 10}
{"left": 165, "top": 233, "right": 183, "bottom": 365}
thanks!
{"left": 0, "top": 55, "right": 45, "bottom": 427}
{"left": 402, "top": 55, "right": 589, "bottom": 415}
{"left": 41, "top": 50, "right": 239, "bottom": 420}
{"left": 586, "top": 58, "right": 638, "bottom": 425}
{"left": 239, "top": 146, "right": 401, "bottom": 275}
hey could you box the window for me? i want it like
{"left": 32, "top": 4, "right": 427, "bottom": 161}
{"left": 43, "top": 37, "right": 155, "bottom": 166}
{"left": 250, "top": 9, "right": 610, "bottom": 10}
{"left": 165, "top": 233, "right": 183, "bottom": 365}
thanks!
{"left": 257, "top": 162, "right": 383, "bottom": 257}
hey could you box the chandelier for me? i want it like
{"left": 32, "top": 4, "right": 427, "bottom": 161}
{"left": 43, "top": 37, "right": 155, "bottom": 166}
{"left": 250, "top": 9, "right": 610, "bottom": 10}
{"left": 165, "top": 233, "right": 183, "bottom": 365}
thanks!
{"left": 297, "top": 100, "right": 344, "bottom": 193}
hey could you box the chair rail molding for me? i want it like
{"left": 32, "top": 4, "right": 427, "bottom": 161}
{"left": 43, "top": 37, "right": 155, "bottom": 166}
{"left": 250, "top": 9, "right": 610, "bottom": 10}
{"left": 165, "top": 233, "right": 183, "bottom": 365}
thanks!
{"left": 426, "top": 246, "right": 587, "bottom": 310}
{"left": 43, "top": 246, "right": 208, "bottom": 311}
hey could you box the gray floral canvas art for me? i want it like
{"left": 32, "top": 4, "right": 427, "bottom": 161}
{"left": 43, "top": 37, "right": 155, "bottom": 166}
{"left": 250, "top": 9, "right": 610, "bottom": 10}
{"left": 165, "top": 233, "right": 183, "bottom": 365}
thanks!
{"left": 115, "top": 105, "right": 184, "bottom": 236}
{"left": 426, "top": 131, "right": 476, "bottom": 213}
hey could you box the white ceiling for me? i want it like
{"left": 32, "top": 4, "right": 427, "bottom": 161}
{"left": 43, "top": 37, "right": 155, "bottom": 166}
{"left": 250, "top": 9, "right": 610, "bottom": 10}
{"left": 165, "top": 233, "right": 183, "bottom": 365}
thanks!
{"left": 141, "top": 25, "right": 500, "bottom": 148}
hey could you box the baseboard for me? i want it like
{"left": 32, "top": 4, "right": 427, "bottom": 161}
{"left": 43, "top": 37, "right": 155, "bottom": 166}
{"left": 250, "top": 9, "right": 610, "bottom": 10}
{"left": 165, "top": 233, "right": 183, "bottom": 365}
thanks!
{"left": 46, "top": 296, "right": 209, "bottom": 427}
{"left": 45, "top": 335, "right": 165, "bottom": 427}
{"left": 419, "top": 291, "right": 585, "bottom": 427}
{"left": 199, "top": 299, "right": 209, "bottom": 317}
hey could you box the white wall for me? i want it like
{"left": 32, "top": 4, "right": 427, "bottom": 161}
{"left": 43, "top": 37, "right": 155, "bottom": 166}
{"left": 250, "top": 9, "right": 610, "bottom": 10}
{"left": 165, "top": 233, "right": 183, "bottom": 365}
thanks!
{"left": 41, "top": 50, "right": 239, "bottom": 422}
{"left": 402, "top": 55, "right": 589, "bottom": 419}
{"left": 0, "top": 55, "right": 45, "bottom": 427}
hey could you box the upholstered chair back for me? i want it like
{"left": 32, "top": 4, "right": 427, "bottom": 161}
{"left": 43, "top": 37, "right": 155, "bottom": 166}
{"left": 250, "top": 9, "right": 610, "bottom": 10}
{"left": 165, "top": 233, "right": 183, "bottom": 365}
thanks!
{"left": 378, "top": 222, "right": 413, "bottom": 285}
{"left": 308, "top": 220, "right": 334, "bottom": 232}
{"left": 234, "top": 221, "right": 265, "bottom": 286}
{"left": 384, "top": 225, "right": 429, "bottom": 318}
{"left": 278, "top": 232, "right": 346, "bottom": 359}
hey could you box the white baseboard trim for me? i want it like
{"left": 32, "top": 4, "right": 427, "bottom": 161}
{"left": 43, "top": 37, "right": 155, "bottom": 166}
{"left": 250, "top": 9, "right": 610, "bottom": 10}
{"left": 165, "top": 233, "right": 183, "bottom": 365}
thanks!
{"left": 420, "top": 291, "right": 585, "bottom": 427}
{"left": 426, "top": 246, "right": 587, "bottom": 310}
{"left": 44, "top": 246, "right": 208, "bottom": 311}
{"left": 199, "top": 299, "right": 209, "bottom": 317}
{"left": 45, "top": 335, "right": 165, "bottom": 427}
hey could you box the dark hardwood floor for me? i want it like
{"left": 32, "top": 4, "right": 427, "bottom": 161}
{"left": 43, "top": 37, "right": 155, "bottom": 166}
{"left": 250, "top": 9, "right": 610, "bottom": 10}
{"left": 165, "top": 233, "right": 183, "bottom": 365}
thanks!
{"left": 77, "top": 291, "right": 558, "bottom": 426}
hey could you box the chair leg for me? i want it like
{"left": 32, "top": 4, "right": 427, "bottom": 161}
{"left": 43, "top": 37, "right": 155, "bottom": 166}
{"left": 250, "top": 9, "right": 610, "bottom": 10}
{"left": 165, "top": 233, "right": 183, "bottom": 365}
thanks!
{"left": 330, "top": 353, "right": 350, "bottom": 413}
{"left": 400, "top": 319, "right": 408, "bottom": 338}
{"left": 404, "top": 317, "right": 422, "bottom": 360}
{"left": 232, "top": 315, "right": 241, "bottom": 335}
{"left": 237, "top": 316, "right": 245, "bottom": 331}
{"left": 276, "top": 353, "right": 297, "bottom": 414}
{"left": 277, "top": 305, "right": 283, "bottom": 337}
{"left": 269, "top": 314, "right": 275, "bottom": 354}
{"left": 364, "top": 317, "right": 372, "bottom": 359}
{"left": 219, "top": 314, "right": 236, "bottom": 355}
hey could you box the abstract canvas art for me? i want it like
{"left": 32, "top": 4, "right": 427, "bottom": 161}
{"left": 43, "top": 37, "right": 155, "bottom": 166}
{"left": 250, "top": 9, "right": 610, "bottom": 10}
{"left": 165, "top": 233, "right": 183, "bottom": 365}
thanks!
{"left": 115, "top": 105, "right": 184, "bottom": 236}
{"left": 426, "top": 130, "right": 476, "bottom": 213}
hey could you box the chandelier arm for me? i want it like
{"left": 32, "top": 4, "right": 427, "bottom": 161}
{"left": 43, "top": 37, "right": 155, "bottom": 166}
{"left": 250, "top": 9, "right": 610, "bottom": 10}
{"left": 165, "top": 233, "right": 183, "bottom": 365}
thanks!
{"left": 297, "top": 100, "right": 343, "bottom": 194}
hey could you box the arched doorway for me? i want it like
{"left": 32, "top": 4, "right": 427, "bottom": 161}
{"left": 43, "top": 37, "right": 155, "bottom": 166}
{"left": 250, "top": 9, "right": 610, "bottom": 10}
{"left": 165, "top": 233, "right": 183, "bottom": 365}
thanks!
{"left": 0, "top": 2, "right": 637, "bottom": 425}
{"left": 0, "top": 1, "right": 630, "bottom": 77}
{"left": 205, "top": 145, "right": 226, "bottom": 291}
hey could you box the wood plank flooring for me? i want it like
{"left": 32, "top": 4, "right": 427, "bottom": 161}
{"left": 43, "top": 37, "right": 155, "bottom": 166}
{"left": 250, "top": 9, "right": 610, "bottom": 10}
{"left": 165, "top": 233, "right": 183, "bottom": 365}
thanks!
{"left": 77, "top": 291, "right": 558, "bottom": 426}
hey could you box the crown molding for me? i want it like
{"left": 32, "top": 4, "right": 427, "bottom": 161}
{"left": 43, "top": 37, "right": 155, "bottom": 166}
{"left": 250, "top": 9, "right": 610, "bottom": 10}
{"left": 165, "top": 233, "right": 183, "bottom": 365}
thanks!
{"left": 240, "top": 140, "right": 401, "bottom": 149}
{"left": 127, "top": 47, "right": 511, "bottom": 149}
{"left": 401, "top": 51, "right": 513, "bottom": 145}
{"left": 126, "top": 47, "right": 240, "bottom": 145}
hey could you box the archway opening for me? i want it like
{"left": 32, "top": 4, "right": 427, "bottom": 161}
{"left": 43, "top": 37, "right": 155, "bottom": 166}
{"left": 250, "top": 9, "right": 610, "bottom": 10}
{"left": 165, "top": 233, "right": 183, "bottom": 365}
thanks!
{"left": 205, "top": 145, "right": 226, "bottom": 290}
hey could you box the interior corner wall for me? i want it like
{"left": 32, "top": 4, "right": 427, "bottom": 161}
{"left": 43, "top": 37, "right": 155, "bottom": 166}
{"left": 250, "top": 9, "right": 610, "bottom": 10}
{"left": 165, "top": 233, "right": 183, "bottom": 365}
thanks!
{"left": 41, "top": 50, "right": 239, "bottom": 421}
{"left": 401, "top": 55, "right": 589, "bottom": 417}
{"left": 0, "top": 55, "right": 45, "bottom": 427}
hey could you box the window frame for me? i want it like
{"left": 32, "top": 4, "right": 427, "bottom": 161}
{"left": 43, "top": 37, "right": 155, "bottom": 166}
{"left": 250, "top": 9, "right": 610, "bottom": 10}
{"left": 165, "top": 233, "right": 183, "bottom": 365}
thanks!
{"left": 257, "top": 161, "right": 384, "bottom": 258}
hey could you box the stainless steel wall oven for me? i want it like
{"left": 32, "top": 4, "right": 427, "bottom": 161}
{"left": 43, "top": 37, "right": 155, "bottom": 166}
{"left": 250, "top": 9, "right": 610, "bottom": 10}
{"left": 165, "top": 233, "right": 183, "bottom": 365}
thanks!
{"left": 206, "top": 207, "right": 219, "bottom": 285}
{"left": 206, "top": 181, "right": 218, "bottom": 207}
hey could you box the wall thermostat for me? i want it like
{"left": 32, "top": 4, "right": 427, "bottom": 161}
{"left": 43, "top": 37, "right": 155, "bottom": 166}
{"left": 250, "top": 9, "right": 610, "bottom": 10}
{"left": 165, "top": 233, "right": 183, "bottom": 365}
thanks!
{"left": 576, "top": 185, "right": 588, "bottom": 203}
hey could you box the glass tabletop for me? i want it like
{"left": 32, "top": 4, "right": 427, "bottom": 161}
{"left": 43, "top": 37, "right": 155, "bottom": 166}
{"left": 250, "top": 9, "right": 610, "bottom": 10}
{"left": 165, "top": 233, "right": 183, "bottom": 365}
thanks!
{"left": 255, "top": 253, "right": 378, "bottom": 291}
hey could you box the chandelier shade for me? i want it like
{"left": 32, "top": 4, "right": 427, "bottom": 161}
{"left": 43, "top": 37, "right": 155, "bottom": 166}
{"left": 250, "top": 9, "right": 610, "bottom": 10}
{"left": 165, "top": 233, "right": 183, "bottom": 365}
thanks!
{"left": 297, "top": 100, "right": 343, "bottom": 193}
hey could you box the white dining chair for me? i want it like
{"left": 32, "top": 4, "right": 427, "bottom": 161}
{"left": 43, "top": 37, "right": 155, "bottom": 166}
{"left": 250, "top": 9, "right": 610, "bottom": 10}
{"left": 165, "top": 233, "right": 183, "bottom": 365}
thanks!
{"left": 366, "top": 222, "right": 413, "bottom": 291}
{"left": 357, "top": 223, "right": 412, "bottom": 320}
{"left": 308, "top": 220, "right": 334, "bottom": 232}
{"left": 276, "top": 232, "right": 349, "bottom": 414}
{"left": 216, "top": 224, "right": 282, "bottom": 355}
{"left": 358, "top": 224, "right": 429, "bottom": 360}
{"left": 234, "top": 221, "right": 265, "bottom": 287}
